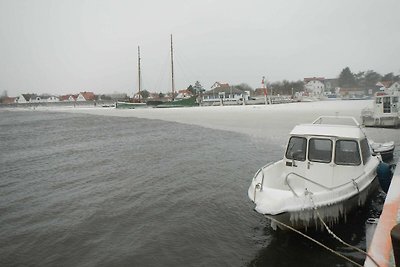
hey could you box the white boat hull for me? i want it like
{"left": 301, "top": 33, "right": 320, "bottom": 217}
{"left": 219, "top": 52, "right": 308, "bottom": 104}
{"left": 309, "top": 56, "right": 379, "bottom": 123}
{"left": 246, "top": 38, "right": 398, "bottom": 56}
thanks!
{"left": 260, "top": 178, "right": 379, "bottom": 231}
{"left": 248, "top": 156, "right": 380, "bottom": 231}
{"left": 362, "top": 114, "right": 400, "bottom": 128}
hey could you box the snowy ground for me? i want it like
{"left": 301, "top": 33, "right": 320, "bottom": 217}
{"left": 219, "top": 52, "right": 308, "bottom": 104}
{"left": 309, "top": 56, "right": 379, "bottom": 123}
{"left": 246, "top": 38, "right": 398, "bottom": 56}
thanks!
{"left": 30, "top": 99, "right": 374, "bottom": 144}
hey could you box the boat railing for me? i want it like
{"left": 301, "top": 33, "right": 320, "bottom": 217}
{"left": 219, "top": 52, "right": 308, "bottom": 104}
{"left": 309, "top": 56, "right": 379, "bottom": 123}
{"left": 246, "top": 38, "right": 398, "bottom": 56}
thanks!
{"left": 253, "top": 162, "right": 274, "bottom": 191}
{"left": 285, "top": 171, "right": 366, "bottom": 197}
{"left": 312, "top": 116, "right": 361, "bottom": 127}
{"left": 285, "top": 172, "right": 330, "bottom": 197}
{"left": 361, "top": 107, "right": 373, "bottom": 117}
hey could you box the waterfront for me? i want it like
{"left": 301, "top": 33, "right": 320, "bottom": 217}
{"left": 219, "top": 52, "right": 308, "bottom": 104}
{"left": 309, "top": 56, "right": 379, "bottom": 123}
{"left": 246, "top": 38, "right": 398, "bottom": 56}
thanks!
{"left": 1, "top": 100, "right": 399, "bottom": 266}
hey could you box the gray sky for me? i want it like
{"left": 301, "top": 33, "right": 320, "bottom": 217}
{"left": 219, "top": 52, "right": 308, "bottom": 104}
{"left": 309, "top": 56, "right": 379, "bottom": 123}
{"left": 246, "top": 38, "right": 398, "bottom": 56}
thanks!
{"left": 1, "top": 0, "right": 399, "bottom": 97}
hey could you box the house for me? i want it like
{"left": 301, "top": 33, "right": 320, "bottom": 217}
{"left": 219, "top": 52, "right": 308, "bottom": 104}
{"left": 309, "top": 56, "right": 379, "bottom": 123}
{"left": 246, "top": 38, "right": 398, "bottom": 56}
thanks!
{"left": 0, "top": 96, "right": 17, "bottom": 104}
{"left": 77, "top": 91, "right": 96, "bottom": 101}
{"left": 59, "top": 94, "right": 77, "bottom": 102}
{"left": 203, "top": 82, "right": 249, "bottom": 103}
{"left": 16, "top": 94, "right": 34, "bottom": 103}
{"left": 175, "top": 89, "right": 193, "bottom": 100}
{"left": 39, "top": 94, "right": 59, "bottom": 102}
{"left": 304, "top": 77, "right": 325, "bottom": 96}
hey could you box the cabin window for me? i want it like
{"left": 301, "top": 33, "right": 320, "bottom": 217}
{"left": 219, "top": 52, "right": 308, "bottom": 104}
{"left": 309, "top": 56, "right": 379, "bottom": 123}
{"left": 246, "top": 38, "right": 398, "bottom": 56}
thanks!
{"left": 286, "top": 136, "right": 307, "bottom": 161}
{"left": 360, "top": 138, "right": 371, "bottom": 165}
{"left": 376, "top": 98, "right": 382, "bottom": 104}
{"left": 335, "top": 140, "right": 361, "bottom": 166}
{"left": 308, "top": 138, "right": 332, "bottom": 163}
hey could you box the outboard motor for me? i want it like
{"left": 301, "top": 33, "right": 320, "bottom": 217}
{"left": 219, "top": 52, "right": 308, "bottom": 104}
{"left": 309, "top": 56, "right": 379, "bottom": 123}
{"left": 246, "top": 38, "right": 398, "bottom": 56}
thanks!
{"left": 377, "top": 162, "right": 394, "bottom": 193}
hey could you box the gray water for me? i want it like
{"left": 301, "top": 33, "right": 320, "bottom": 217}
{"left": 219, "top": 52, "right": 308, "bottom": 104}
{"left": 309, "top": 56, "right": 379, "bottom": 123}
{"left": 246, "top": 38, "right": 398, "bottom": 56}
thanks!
{"left": 0, "top": 110, "right": 398, "bottom": 266}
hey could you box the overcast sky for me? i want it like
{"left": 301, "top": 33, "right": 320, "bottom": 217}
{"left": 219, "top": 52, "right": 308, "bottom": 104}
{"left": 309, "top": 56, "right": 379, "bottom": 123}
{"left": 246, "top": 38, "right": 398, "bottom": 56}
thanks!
{"left": 1, "top": 0, "right": 399, "bottom": 96}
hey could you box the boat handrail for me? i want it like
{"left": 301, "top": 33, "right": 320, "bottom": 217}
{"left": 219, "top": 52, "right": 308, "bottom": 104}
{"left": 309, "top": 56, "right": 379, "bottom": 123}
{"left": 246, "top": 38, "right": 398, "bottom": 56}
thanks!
{"left": 285, "top": 171, "right": 366, "bottom": 197}
{"left": 285, "top": 172, "right": 330, "bottom": 197}
{"left": 253, "top": 162, "right": 274, "bottom": 191}
{"left": 312, "top": 116, "right": 360, "bottom": 127}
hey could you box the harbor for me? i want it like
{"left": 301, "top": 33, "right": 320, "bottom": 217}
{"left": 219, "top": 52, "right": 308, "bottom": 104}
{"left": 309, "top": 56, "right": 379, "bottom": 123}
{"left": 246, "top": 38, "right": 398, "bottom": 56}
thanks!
{"left": 1, "top": 0, "right": 400, "bottom": 266}
{"left": 2, "top": 99, "right": 398, "bottom": 265}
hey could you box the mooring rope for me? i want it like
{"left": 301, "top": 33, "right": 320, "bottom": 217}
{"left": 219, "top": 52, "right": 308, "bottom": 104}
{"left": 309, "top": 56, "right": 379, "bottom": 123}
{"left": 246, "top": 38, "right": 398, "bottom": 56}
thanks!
{"left": 310, "top": 200, "right": 381, "bottom": 267}
{"left": 265, "top": 215, "right": 363, "bottom": 267}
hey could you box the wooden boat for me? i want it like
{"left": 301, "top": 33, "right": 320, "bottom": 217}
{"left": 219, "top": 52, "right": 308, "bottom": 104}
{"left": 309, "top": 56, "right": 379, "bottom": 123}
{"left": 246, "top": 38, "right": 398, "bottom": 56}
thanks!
{"left": 248, "top": 116, "right": 381, "bottom": 230}
{"left": 116, "top": 46, "right": 146, "bottom": 109}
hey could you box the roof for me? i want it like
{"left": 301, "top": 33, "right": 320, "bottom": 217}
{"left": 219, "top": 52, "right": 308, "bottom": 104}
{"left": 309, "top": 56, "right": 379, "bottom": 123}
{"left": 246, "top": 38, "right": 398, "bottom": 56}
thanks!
{"left": 304, "top": 77, "right": 325, "bottom": 83}
{"left": 211, "top": 82, "right": 230, "bottom": 89}
{"left": 377, "top": 81, "right": 393, "bottom": 88}
{"left": 80, "top": 91, "right": 95, "bottom": 101}
{"left": 290, "top": 124, "right": 365, "bottom": 139}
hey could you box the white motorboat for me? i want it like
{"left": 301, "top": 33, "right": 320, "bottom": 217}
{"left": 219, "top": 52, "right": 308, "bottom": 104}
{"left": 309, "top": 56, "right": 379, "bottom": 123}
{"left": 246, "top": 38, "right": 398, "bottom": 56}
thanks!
{"left": 361, "top": 91, "right": 400, "bottom": 128}
{"left": 369, "top": 140, "right": 395, "bottom": 161}
{"left": 248, "top": 116, "right": 381, "bottom": 230}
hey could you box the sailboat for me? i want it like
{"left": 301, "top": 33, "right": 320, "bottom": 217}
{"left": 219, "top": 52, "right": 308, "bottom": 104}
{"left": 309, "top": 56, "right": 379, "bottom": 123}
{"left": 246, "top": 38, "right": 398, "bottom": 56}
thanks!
{"left": 116, "top": 46, "right": 147, "bottom": 109}
{"left": 152, "top": 34, "right": 198, "bottom": 108}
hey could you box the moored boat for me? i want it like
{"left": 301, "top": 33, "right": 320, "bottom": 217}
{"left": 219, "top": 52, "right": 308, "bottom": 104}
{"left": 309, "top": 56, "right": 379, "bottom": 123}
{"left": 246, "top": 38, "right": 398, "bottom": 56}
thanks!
{"left": 369, "top": 140, "right": 395, "bottom": 161}
{"left": 361, "top": 91, "right": 400, "bottom": 128}
{"left": 115, "top": 101, "right": 147, "bottom": 109}
{"left": 248, "top": 116, "right": 381, "bottom": 230}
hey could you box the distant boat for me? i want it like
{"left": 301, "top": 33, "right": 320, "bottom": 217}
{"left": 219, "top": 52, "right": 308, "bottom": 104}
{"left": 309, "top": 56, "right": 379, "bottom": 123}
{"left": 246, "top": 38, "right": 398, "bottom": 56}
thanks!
{"left": 248, "top": 116, "right": 381, "bottom": 230}
{"left": 116, "top": 46, "right": 146, "bottom": 109}
{"left": 115, "top": 101, "right": 146, "bottom": 109}
{"left": 361, "top": 91, "right": 400, "bottom": 127}
{"left": 152, "top": 35, "right": 198, "bottom": 108}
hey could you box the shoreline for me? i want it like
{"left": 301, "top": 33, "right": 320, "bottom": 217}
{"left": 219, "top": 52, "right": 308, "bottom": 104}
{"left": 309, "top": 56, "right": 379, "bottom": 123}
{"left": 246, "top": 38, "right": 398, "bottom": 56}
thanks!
{"left": 1, "top": 100, "right": 375, "bottom": 144}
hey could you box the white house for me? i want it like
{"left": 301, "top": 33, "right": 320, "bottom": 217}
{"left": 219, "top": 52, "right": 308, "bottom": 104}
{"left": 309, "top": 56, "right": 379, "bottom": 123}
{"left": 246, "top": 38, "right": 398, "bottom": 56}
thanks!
{"left": 304, "top": 77, "right": 325, "bottom": 96}
{"left": 76, "top": 93, "right": 86, "bottom": 101}
{"left": 16, "top": 94, "right": 28, "bottom": 103}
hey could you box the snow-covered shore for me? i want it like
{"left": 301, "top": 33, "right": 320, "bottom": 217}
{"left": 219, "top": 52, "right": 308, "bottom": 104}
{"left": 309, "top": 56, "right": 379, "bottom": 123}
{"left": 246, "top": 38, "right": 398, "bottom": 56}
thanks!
{"left": 27, "top": 99, "right": 374, "bottom": 144}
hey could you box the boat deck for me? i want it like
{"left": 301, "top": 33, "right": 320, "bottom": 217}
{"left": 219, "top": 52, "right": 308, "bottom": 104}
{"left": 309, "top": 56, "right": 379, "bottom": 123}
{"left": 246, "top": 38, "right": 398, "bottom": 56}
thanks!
{"left": 365, "top": 158, "right": 400, "bottom": 266}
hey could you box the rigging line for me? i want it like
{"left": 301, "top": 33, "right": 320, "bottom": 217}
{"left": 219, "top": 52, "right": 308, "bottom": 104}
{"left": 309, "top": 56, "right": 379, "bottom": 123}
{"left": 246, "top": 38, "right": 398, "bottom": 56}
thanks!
{"left": 174, "top": 53, "right": 192, "bottom": 87}
{"left": 174, "top": 49, "right": 206, "bottom": 84}
{"left": 265, "top": 215, "right": 363, "bottom": 267}
{"left": 153, "top": 51, "right": 171, "bottom": 92}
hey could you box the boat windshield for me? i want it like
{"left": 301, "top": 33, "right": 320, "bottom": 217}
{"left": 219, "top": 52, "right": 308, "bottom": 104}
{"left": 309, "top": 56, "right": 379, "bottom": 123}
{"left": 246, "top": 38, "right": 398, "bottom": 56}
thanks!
{"left": 308, "top": 138, "right": 332, "bottom": 163}
{"left": 286, "top": 136, "right": 307, "bottom": 161}
{"left": 335, "top": 140, "right": 361, "bottom": 166}
{"left": 360, "top": 138, "right": 371, "bottom": 165}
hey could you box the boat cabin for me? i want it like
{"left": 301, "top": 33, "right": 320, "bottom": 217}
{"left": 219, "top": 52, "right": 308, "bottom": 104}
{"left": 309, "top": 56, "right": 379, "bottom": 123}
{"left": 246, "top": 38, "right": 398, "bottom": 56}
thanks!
{"left": 284, "top": 123, "right": 371, "bottom": 191}
{"left": 374, "top": 92, "right": 399, "bottom": 115}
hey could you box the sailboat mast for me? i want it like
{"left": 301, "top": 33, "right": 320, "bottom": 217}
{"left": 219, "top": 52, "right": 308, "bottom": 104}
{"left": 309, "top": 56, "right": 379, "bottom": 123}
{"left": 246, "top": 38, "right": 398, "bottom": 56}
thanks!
{"left": 170, "top": 34, "right": 175, "bottom": 101}
{"left": 138, "top": 46, "right": 142, "bottom": 102}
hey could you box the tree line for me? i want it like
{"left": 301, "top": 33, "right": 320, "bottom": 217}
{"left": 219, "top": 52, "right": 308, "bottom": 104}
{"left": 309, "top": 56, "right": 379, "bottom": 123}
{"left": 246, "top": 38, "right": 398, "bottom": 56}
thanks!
{"left": 338, "top": 67, "right": 399, "bottom": 88}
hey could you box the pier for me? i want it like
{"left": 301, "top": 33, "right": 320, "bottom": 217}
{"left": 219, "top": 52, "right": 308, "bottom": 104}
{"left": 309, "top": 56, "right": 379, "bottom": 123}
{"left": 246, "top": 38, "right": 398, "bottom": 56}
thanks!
{"left": 365, "top": 159, "right": 400, "bottom": 266}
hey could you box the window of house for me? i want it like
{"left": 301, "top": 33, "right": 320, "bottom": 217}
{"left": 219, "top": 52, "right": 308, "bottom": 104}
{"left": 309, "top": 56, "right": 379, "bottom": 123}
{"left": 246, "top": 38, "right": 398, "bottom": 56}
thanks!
{"left": 286, "top": 136, "right": 307, "bottom": 161}
{"left": 335, "top": 140, "right": 361, "bottom": 165}
{"left": 308, "top": 138, "right": 332, "bottom": 163}
{"left": 376, "top": 98, "right": 382, "bottom": 104}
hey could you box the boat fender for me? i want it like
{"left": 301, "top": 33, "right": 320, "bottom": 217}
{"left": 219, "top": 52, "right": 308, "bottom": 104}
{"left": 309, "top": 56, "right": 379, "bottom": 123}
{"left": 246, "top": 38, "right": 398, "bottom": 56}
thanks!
{"left": 376, "top": 162, "right": 394, "bottom": 193}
